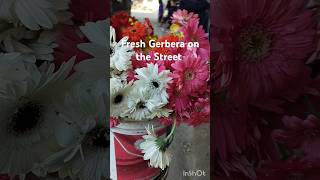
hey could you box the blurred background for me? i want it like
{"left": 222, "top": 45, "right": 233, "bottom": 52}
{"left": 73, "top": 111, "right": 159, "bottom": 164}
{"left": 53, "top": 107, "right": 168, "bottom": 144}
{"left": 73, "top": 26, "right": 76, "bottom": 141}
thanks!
{"left": 111, "top": 0, "right": 209, "bottom": 35}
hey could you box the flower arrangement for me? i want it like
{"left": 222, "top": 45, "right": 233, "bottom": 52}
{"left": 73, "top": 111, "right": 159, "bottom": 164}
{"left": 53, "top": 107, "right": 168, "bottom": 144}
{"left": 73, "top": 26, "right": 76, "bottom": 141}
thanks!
{"left": 0, "top": 0, "right": 109, "bottom": 180}
{"left": 110, "top": 10, "right": 210, "bottom": 171}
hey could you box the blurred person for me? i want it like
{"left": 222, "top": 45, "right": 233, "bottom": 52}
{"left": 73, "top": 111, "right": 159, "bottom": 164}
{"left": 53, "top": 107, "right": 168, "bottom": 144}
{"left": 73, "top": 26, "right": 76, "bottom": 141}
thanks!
{"left": 179, "top": 0, "right": 209, "bottom": 32}
{"left": 158, "top": 0, "right": 164, "bottom": 22}
{"left": 163, "top": 0, "right": 178, "bottom": 26}
{"left": 112, "top": 0, "right": 132, "bottom": 13}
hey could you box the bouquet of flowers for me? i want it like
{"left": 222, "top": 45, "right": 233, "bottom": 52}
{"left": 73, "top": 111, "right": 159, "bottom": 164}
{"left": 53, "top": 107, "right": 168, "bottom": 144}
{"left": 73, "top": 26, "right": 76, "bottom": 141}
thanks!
{"left": 110, "top": 10, "right": 210, "bottom": 172}
{"left": 0, "top": 0, "right": 109, "bottom": 180}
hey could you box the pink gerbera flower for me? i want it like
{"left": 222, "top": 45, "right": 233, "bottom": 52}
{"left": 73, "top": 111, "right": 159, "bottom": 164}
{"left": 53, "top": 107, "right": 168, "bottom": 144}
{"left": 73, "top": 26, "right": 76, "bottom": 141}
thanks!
{"left": 171, "top": 55, "right": 209, "bottom": 94}
{"left": 186, "top": 98, "right": 210, "bottom": 126}
{"left": 212, "top": 0, "right": 316, "bottom": 105}
{"left": 272, "top": 114, "right": 320, "bottom": 148}
{"left": 256, "top": 160, "right": 320, "bottom": 180}
{"left": 167, "top": 79, "right": 191, "bottom": 116}
{"left": 214, "top": 104, "right": 251, "bottom": 160}
{"left": 181, "top": 18, "right": 210, "bottom": 60}
{"left": 171, "top": 9, "right": 199, "bottom": 26}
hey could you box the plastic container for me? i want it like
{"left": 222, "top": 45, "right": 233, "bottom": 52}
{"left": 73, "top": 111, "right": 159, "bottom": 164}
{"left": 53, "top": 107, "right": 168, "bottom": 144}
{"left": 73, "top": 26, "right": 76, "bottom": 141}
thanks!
{"left": 111, "top": 120, "right": 167, "bottom": 180}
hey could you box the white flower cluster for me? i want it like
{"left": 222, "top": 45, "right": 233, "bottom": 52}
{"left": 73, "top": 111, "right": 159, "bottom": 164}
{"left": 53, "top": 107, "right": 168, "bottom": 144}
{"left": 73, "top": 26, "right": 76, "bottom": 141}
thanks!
{"left": 110, "top": 26, "right": 173, "bottom": 121}
{"left": 0, "top": 2, "right": 109, "bottom": 180}
{"left": 0, "top": 0, "right": 72, "bottom": 63}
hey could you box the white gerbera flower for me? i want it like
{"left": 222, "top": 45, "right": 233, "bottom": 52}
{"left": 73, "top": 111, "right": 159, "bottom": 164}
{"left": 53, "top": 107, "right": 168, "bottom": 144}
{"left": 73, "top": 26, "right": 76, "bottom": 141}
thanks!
{"left": 0, "top": 0, "right": 72, "bottom": 30}
{"left": 0, "top": 23, "right": 54, "bottom": 58}
{"left": 0, "top": 28, "right": 58, "bottom": 63}
{"left": 110, "top": 69, "right": 128, "bottom": 82}
{"left": 0, "top": 58, "right": 74, "bottom": 177}
{"left": 111, "top": 36, "right": 134, "bottom": 71}
{"left": 110, "top": 77, "right": 131, "bottom": 117}
{"left": 75, "top": 20, "right": 108, "bottom": 79}
{"left": 126, "top": 87, "right": 164, "bottom": 121}
{"left": 135, "top": 63, "right": 172, "bottom": 103}
{"left": 0, "top": 53, "right": 29, "bottom": 81}
{"left": 26, "top": 31, "right": 58, "bottom": 61}
{"left": 148, "top": 108, "right": 173, "bottom": 119}
{"left": 140, "top": 125, "right": 171, "bottom": 170}
{"left": 42, "top": 80, "right": 109, "bottom": 180}
{"left": 110, "top": 26, "right": 134, "bottom": 72}
{"left": 110, "top": 26, "right": 116, "bottom": 47}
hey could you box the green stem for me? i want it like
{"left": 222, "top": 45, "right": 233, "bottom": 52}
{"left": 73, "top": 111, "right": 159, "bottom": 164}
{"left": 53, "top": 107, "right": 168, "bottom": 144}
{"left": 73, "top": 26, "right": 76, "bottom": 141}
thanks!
{"left": 165, "top": 117, "right": 177, "bottom": 142}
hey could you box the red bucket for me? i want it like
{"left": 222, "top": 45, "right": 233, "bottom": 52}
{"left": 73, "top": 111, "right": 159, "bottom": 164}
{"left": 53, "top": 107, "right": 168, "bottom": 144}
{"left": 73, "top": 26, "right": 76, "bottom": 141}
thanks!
{"left": 111, "top": 121, "right": 167, "bottom": 180}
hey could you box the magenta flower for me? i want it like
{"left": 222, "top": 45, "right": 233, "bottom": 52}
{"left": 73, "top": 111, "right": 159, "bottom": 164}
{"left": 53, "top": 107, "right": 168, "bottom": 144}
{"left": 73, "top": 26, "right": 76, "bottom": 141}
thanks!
{"left": 171, "top": 9, "right": 199, "bottom": 26}
{"left": 256, "top": 160, "right": 320, "bottom": 180}
{"left": 167, "top": 79, "right": 191, "bottom": 116}
{"left": 272, "top": 115, "right": 320, "bottom": 148}
{"left": 212, "top": 0, "right": 316, "bottom": 105}
{"left": 171, "top": 55, "right": 209, "bottom": 94}
{"left": 181, "top": 18, "right": 210, "bottom": 61}
{"left": 214, "top": 105, "right": 252, "bottom": 160}
{"left": 273, "top": 114, "right": 320, "bottom": 165}
{"left": 186, "top": 97, "right": 210, "bottom": 126}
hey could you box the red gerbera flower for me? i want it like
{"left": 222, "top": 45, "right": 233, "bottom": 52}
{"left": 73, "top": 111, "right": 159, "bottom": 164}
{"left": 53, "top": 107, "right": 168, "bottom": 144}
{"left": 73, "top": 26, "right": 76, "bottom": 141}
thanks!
{"left": 111, "top": 11, "right": 136, "bottom": 40}
{"left": 212, "top": 0, "right": 316, "bottom": 105}
{"left": 122, "top": 22, "right": 147, "bottom": 42}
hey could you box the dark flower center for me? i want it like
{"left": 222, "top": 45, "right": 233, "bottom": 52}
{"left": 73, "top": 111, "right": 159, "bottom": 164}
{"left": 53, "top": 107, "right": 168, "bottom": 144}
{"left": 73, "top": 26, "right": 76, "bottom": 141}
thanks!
{"left": 9, "top": 101, "right": 43, "bottom": 135}
{"left": 174, "top": 89, "right": 180, "bottom": 96}
{"left": 83, "top": 126, "right": 109, "bottom": 149}
{"left": 152, "top": 80, "right": 159, "bottom": 88}
{"left": 238, "top": 25, "right": 272, "bottom": 61}
{"left": 192, "top": 37, "right": 198, "bottom": 42}
{"left": 110, "top": 47, "right": 114, "bottom": 56}
{"left": 184, "top": 69, "right": 195, "bottom": 80}
{"left": 137, "top": 101, "right": 146, "bottom": 109}
{"left": 114, "top": 94, "right": 123, "bottom": 104}
{"left": 113, "top": 69, "right": 122, "bottom": 76}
